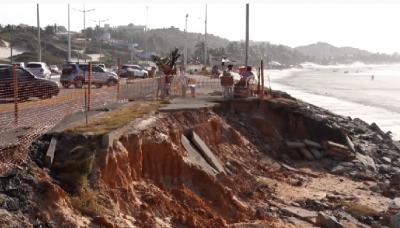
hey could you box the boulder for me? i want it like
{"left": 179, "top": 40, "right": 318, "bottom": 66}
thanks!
{"left": 355, "top": 153, "right": 377, "bottom": 172}
{"left": 391, "top": 212, "right": 400, "bottom": 228}
{"left": 315, "top": 212, "right": 344, "bottom": 228}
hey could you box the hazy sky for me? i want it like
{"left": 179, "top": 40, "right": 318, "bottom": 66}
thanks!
{"left": 2, "top": 0, "right": 400, "bottom": 54}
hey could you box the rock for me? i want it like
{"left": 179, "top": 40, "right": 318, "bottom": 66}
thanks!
{"left": 389, "top": 198, "right": 400, "bottom": 210}
{"left": 93, "top": 216, "right": 114, "bottom": 228}
{"left": 382, "top": 157, "right": 392, "bottom": 164}
{"left": 345, "top": 135, "right": 355, "bottom": 152}
{"left": 391, "top": 212, "right": 400, "bottom": 228}
{"left": 391, "top": 173, "right": 400, "bottom": 186}
{"left": 345, "top": 202, "right": 381, "bottom": 218}
{"left": 315, "top": 212, "right": 344, "bottom": 228}
{"left": 304, "top": 139, "right": 322, "bottom": 149}
{"left": 355, "top": 153, "right": 377, "bottom": 172}
{"left": 299, "top": 148, "right": 314, "bottom": 160}
{"left": 370, "top": 122, "right": 385, "bottom": 135}
{"left": 309, "top": 148, "right": 323, "bottom": 159}
{"left": 323, "top": 141, "right": 352, "bottom": 158}
{"left": 285, "top": 141, "right": 306, "bottom": 148}
{"left": 331, "top": 165, "right": 348, "bottom": 175}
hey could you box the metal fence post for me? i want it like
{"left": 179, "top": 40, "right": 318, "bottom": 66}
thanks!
{"left": 88, "top": 62, "right": 92, "bottom": 111}
{"left": 261, "top": 60, "right": 265, "bottom": 98}
{"left": 117, "top": 58, "right": 120, "bottom": 101}
{"left": 257, "top": 67, "right": 261, "bottom": 96}
{"left": 12, "top": 64, "right": 18, "bottom": 126}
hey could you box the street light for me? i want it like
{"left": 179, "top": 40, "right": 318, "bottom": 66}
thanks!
{"left": 91, "top": 18, "right": 109, "bottom": 62}
{"left": 74, "top": 5, "right": 95, "bottom": 62}
{"left": 184, "top": 14, "right": 188, "bottom": 71}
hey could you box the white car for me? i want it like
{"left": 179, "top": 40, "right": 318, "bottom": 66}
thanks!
{"left": 26, "top": 62, "right": 51, "bottom": 79}
{"left": 119, "top": 64, "right": 148, "bottom": 78}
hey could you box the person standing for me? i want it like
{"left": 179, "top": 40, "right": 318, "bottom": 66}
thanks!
{"left": 221, "top": 64, "right": 234, "bottom": 98}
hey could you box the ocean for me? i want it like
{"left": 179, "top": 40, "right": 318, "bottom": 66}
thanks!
{"left": 267, "top": 63, "right": 400, "bottom": 140}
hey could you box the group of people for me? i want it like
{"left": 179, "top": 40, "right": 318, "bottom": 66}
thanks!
{"left": 220, "top": 64, "right": 255, "bottom": 98}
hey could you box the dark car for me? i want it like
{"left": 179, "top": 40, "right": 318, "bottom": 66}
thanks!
{"left": 0, "top": 66, "right": 59, "bottom": 101}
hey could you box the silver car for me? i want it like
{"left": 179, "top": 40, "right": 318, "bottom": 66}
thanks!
{"left": 26, "top": 62, "right": 51, "bottom": 79}
{"left": 60, "top": 63, "right": 119, "bottom": 88}
{"left": 119, "top": 64, "right": 149, "bottom": 78}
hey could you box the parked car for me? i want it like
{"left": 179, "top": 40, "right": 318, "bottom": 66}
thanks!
{"left": 49, "top": 65, "right": 61, "bottom": 75}
{"left": 0, "top": 66, "right": 59, "bottom": 100}
{"left": 0, "top": 64, "right": 11, "bottom": 69}
{"left": 119, "top": 64, "right": 148, "bottom": 78}
{"left": 26, "top": 62, "right": 51, "bottom": 79}
{"left": 60, "top": 63, "right": 119, "bottom": 88}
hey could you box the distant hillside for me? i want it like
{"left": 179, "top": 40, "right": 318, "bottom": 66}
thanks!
{"left": 1, "top": 24, "right": 400, "bottom": 67}
{"left": 295, "top": 42, "right": 400, "bottom": 64}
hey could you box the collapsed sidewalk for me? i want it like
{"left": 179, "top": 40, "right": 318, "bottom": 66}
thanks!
{"left": 1, "top": 93, "right": 400, "bottom": 227}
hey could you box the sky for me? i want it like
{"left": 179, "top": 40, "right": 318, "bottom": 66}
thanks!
{"left": 2, "top": 0, "right": 400, "bottom": 54}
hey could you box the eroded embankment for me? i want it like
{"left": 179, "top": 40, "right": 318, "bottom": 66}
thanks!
{"left": 1, "top": 97, "right": 400, "bottom": 227}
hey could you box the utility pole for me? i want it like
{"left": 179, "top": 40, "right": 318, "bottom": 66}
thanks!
{"left": 91, "top": 18, "right": 109, "bottom": 62}
{"left": 68, "top": 4, "right": 71, "bottom": 61}
{"left": 145, "top": 6, "right": 149, "bottom": 57}
{"left": 245, "top": 3, "right": 249, "bottom": 66}
{"left": 184, "top": 14, "right": 188, "bottom": 71}
{"left": 10, "top": 26, "right": 13, "bottom": 64}
{"left": 204, "top": 4, "right": 208, "bottom": 66}
{"left": 37, "top": 3, "right": 41, "bottom": 62}
{"left": 74, "top": 5, "right": 95, "bottom": 62}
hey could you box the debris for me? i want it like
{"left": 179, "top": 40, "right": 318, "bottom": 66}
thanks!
{"left": 355, "top": 153, "right": 377, "bottom": 172}
{"left": 304, "top": 139, "right": 322, "bottom": 149}
{"left": 345, "top": 135, "right": 355, "bottom": 152}
{"left": 285, "top": 141, "right": 306, "bottom": 148}
{"left": 181, "top": 134, "right": 218, "bottom": 176}
{"left": 309, "top": 148, "right": 323, "bottom": 159}
{"left": 391, "top": 212, "right": 400, "bottom": 228}
{"left": 315, "top": 212, "right": 344, "bottom": 228}
{"left": 45, "top": 137, "right": 57, "bottom": 168}
{"left": 323, "top": 141, "right": 352, "bottom": 158}
{"left": 299, "top": 148, "right": 314, "bottom": 160}
{"left": 190, "top": 131, "right": 226, "bottom": 174}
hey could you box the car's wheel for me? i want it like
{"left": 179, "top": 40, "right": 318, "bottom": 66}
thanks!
{"left": 62, "top": 82, "right": 71, "bottom": 88}
{"left": 107, "top": 79, "right": 117, "bottom": 87}
{"left": 95, "top": 84, "right": 103, "bottom": 88}
{"left": 74, "top": 79, "right": 83, "bottom": 89}
{"left": 40, "top": 93, "right": 52, "bottom": 100}
{"left": 143, "top": 73, "right": 148, "bottom": 78}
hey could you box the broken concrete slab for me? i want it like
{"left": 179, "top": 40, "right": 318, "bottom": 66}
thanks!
{"left": 304, "top": 139, "right": 322, "bottom": 149}
{"left": 323, "top": 141, "right": 352, "bottom": 158}
{"left": 299, "top": 148, "right": 314, "bottom": 160}
{"left": 345, "top": 135, "right": 355, "bottom": 152}
{"left": 285, "top": 141, "right": 306, "bottom": 148}
{"left": 45, "top": 137, "right": 57, "bottom": 168}
{"left": 355, "top": 153, "right": 377, "bottom": 172}
{"left": 316, "top": 212, "right": 344, "bottom": 228}
{"left": 270, "top": 201, "right": 317, "bottom": 223}
{"left": 310, "top": 148, "right": 323, "bottom": 159}
{"left": 190, "top": 131, "right": 226, "bottom": 174}
{"left": 181, "top": 134, "right": 218, "bottom": 176}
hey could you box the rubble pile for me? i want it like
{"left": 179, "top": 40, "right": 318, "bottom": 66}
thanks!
{"left": 0, "top": 96, "right": 400, "bottom": 227}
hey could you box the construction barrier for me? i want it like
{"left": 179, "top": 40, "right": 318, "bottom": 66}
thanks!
{"left": 0, "top": 66, "right": 224, "bottom": 173}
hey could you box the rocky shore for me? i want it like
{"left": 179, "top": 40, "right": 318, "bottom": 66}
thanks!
{"left": 1, "top": 92, "right": 400, "bottom": 227}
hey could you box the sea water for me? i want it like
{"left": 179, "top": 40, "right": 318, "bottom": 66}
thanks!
{"left": 267, "top": 64, "right": 400, "bottom": 140}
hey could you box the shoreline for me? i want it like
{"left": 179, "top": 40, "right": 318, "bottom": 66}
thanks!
{"left": 268, "top": 67, "right": 400, "bottom": 140}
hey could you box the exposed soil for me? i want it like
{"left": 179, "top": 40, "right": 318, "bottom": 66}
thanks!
{"left": 1, "top": 95, "right": 400, "bottom": 227}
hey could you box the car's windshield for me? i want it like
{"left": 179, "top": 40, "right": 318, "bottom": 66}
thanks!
{"left": 26, "top": 63, "right": 42, "bottom": 68}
